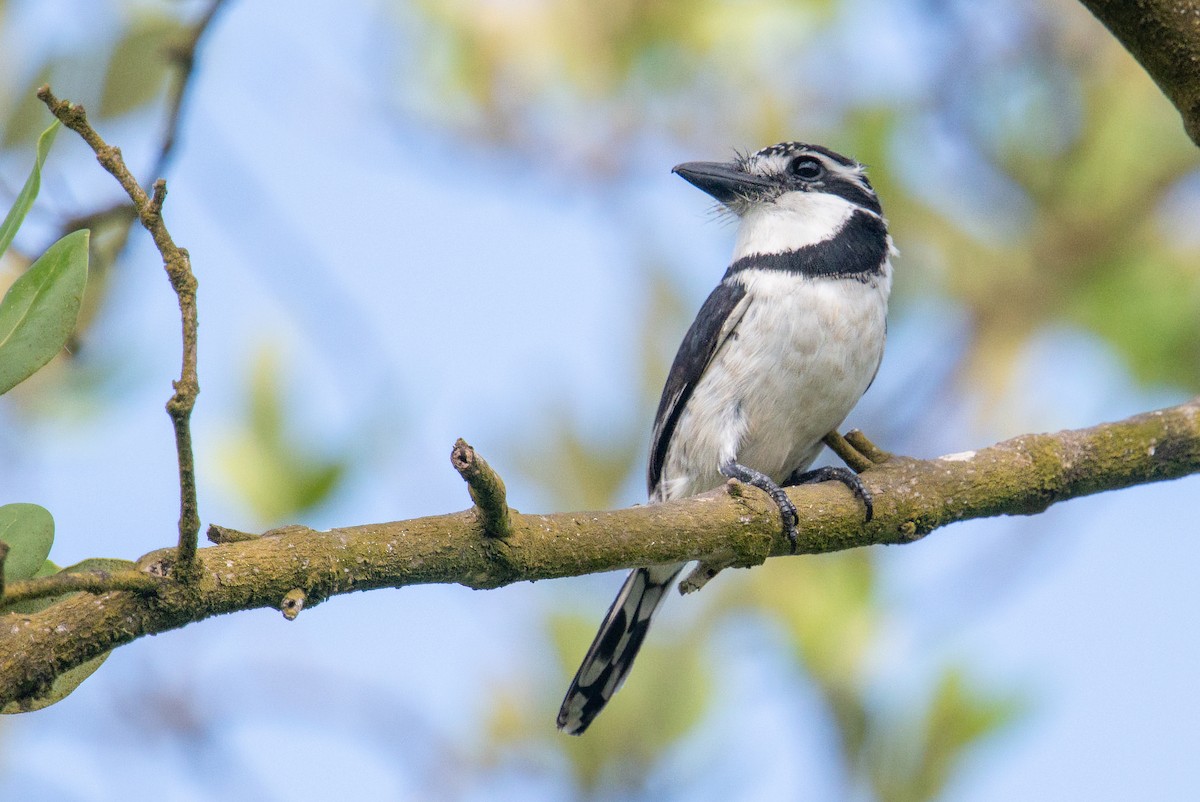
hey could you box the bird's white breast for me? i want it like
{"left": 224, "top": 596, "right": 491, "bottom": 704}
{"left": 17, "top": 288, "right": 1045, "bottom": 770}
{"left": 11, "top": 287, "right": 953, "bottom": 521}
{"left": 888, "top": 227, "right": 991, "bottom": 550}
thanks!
{"left": 657, "top": 264, "right": 891, "bottom": 502}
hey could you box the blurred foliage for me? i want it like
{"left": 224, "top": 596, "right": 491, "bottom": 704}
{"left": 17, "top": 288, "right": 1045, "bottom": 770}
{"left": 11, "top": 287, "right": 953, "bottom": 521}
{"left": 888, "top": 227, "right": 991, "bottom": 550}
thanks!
{"left": 395, "top": 0, "right": 1200, "bottom": 393}
{"left": 98, "top": 11, "right": 183, "bottom": 119}
{"left": 865, "top": 667, "right": 1025, "bottom": 802}
{"left": 402, "top": 0, "right": 841, "bottom": 163}
{"left": 735, "top": 554, "right": 1025, "bottom": 802}
{"left": 0, "top": 4, "right": 183, "bottom": 149}
{"left": 386, "top": 19, "right": 1195, "bottom": 787}
{"left": 0, "top": 0, "right": 1195, "bottom": 797}
{"left": 0, "top": 1, "right": 199, "bottom": 377}
{"left": 215, "top": 347, "right": 349, "bottom": 525}
{"left": 486, "top": 613, "right": 712, "bottom": 795}
{"left": 514, "top": 411, "right": 641, "bottom": 511}
{"left": 513, "top": 267, "right": 689, "bottom": 510}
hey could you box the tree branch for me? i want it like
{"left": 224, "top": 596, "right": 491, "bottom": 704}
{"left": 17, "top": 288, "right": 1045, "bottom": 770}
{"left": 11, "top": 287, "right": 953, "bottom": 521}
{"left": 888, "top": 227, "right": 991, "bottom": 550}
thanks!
{"left": 53, "top": 0, "right": 229, "bottom": 245}
{"left": 152, "top": 0, "right": 230, "bottom": 179}
{"left": 2, "top": 570, "right": 164, "bottom": 607}
{"left": 821, "top": 431, "right": 875, "bottom": 473}
{"left": 1, "top": 398, "right": 1197, "bottom": 707}
{"left": 1077, "top": 0, "right": 1200, "bottom": 147}
{"left": 451, "top": 438, "right": 513, "bottom": 538}
{"left": 0, "top": 542, "right": 9, "bottom": 602}
{"left": 37, "top": 86, "right": 203, "bottom": 577}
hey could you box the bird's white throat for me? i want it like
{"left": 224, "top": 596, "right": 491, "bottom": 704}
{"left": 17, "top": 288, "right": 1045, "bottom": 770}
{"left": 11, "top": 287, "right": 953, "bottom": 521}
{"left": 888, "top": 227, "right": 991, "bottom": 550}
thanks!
{"left": 733, "top": 190, "right": 858, "bottom": 260}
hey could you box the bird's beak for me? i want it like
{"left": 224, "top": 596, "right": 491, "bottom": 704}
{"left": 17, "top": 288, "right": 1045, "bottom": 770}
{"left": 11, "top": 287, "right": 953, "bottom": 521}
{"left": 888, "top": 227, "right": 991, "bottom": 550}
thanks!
{"left": 672, "top": 161, "right": 774, "bottom": 204}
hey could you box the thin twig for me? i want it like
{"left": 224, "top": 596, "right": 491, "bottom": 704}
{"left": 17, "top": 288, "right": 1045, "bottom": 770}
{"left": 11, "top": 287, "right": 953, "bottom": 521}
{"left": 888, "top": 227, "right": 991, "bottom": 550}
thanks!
{"left": 679, "top": 560, "right": 729, "bottom": 595}
{"left": 152, "top": 0, "right": 230, "bottom": 179}
{"left": 280, "top": 589, "right": 306, "bottom": 620}
{"left": 47, "top": 0, "right": 227, "bottom": 353}
{"left": 2, "top": 570, "right": 164, "bottom": 606}
{"left": 0, "top": 542, "right": 8, "bottom": 602}
{"left": 844, "top": 429, "right": 891, "bottom": 465}
{"left": 822, "top": 431, "right": 875, "bottom": 473}
{"left": 38, "top": 86, "right": 202, "bottom": 576}
{"left": 207, "top": 524, "right": 261, "bottom": 544}
{"left": 451, "top": 439, "right": 513, "bottom": 538}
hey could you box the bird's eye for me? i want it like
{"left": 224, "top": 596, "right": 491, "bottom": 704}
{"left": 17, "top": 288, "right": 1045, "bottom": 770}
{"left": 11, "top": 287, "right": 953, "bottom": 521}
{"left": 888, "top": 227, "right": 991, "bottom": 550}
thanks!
{"left": 789, "top": 157, "right": 824, "bottom": 180}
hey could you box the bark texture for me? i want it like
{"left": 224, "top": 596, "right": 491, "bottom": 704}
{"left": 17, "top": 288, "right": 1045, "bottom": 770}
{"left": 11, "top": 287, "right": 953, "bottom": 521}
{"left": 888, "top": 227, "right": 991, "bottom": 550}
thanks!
{"left": 1079, "top": 0, "right": 1200, "bottom": 146}
{"left": 1, "top": 398, "right": 1197, "bottom": 708}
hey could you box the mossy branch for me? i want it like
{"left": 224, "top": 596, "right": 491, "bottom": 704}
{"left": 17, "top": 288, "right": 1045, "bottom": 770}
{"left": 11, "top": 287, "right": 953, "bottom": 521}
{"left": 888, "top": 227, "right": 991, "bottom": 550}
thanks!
{"left": 451, "top": 438, "right": 513, "bottom": 538}
{"left": 1, "top": 398, "right": 1197, "bottom": 707}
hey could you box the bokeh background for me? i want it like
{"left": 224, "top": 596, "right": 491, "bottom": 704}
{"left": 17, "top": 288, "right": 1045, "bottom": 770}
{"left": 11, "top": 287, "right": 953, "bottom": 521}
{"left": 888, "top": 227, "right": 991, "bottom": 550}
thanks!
{"left": 1, "top": 0, "right": 1198, "bottom": 799}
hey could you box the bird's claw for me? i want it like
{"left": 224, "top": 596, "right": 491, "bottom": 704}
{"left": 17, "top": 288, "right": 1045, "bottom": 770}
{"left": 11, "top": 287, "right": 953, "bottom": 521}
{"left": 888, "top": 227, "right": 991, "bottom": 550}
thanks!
{"left": 784, "top": 465, "right": 873, "bottom": 524}
{"left": 721, "top": 459, "right": 802, "bottom": 553}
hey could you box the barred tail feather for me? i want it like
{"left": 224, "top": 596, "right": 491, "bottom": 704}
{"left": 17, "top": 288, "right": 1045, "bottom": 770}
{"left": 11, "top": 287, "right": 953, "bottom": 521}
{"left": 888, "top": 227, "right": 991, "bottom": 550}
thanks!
{"left": 556, "top": 563, "right": 684, "bottom": 735}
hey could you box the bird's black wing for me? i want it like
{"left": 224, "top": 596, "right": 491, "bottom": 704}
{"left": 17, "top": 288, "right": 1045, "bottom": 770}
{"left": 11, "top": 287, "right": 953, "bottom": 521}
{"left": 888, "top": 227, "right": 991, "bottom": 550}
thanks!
{"left": 648, "top": 278, "right": 749, "bottom": 495}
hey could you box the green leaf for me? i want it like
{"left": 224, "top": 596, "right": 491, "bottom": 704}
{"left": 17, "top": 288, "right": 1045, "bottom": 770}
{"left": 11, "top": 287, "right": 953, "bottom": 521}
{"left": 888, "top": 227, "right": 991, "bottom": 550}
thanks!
{"left": 218, "top": 348, "right": 351, "bottom": 521}
{"left": 0, "top": 503, "right": 55, "bottom": 582}
{"left": 59, "top": 557, "right": 137, "bottom": 575}
{"left": 0, "top": 120, "right": 61, "bottom": 259}
{"left": 0, "top": 229, "right": 90, "bottom": 394}
{"left": 866, "top": 666, "right": 1026, "bottom": 802}
{"left": 0, "top": 652, "right": 109, "bottom": 714}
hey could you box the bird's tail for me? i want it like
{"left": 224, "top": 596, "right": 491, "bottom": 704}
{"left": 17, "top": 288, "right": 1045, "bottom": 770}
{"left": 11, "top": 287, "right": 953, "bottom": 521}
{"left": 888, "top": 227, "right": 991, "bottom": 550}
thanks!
{"left": 557, "top": 562, "right": 684, "bottom": 735}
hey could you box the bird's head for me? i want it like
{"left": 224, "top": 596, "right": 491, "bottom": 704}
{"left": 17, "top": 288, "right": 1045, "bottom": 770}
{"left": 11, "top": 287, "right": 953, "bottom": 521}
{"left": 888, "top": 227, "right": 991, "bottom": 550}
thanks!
{"left": 674, "top": 142, "right": 886, "bottom": 259}
{"left": 673, "top": 142, "right": 880, "bottom": 217}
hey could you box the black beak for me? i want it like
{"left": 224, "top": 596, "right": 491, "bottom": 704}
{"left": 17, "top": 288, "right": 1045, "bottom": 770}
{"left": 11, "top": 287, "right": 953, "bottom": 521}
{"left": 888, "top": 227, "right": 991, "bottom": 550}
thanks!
{"left": 672, "top": 161, "right": 774, "bottom": 204}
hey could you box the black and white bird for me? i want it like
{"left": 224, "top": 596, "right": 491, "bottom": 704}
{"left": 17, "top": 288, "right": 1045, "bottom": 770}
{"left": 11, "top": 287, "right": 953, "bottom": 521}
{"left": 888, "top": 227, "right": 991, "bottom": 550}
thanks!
{"left": 556, "top": 142, "right": 896, "bottom": 736}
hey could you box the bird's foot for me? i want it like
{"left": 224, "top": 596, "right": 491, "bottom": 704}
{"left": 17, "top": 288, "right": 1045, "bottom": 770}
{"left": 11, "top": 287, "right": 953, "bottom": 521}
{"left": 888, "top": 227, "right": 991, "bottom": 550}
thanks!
{"left": 783, "top": 465, "right": 874, "bottom": 523}
{"left": 720, "top": 459, "right": 800, "bottom": 553}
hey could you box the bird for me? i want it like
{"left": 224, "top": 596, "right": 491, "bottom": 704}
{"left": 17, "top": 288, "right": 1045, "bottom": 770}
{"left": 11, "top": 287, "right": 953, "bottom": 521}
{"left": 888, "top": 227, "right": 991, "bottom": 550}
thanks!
{"left": 556, "top": 141, "right": 895, "bottom": 736}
